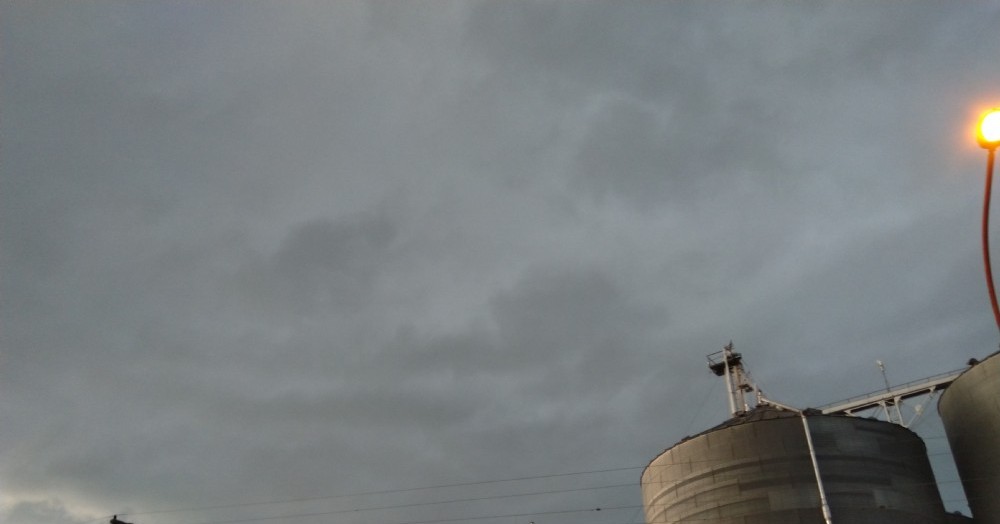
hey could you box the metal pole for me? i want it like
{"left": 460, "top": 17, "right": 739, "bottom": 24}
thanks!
{"left": 722, "top": 344, "right": 737, "bottom": 416}
{"left": 982, "top": 147, "right": 1000, "bottom": 331}
{"left": 801, "top": 414, "right": 834, "bottom": 524}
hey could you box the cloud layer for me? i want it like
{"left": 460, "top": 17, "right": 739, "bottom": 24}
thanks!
{"left": 3, "top": 2, "right": 999, "bottom": 522}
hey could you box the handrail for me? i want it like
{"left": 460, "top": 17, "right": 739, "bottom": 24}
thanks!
{"left": 817, "top": 367, "right": 966, "bottom": 415}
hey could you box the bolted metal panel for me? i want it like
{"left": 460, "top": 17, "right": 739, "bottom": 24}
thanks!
{"left": 641, "top": 407, "right": 946, "bottom": 524}
{"left": 939, "top": 352, "right": 1000, "bottom": 523}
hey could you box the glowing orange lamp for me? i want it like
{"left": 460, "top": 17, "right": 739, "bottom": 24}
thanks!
{"left": 978, "top": 109, "right": 1000, "bottom": 149}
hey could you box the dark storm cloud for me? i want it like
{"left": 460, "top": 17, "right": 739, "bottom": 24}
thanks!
{"left": 378, "top": 265, "right": 669, "bottom": 480}
{"left": 392, "top": 266, "right": 665, "bottom": 387}
{"left": 463, "top": 2, "right": 986, "bottom": 209}
{"left": 570, "top": 98, "right": 791, "bottom": 208}
{"left": 3, "top": 2, "right": 1000, "bottom": 523}
{"left": 233, "top": 214, "right": 397, "bottom": 315}
{"left": 463, "top": 2, "right": 815, "bottom": 208}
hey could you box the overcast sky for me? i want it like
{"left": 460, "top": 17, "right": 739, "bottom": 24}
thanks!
{"left": 3, "top": 2, "right": 1000, "bottom": 523}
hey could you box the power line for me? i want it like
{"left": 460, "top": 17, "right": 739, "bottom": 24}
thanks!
{"left": 160, "top": 482, "right": 636, "bottom": 524}
{"left": 104, "top": 446, "right": 971, "bottom": 523}
{"left": 181, "top": 504, "right": 639, "bottom": 524}
{"left": 105, "top": 466, "right": 642, "bottom": 521}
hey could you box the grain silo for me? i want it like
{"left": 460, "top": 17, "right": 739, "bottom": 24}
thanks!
{"left": 640, "top": 407, "right": 948, "bottom": 523}
{"left": 938, "top": 351, "right": 1000, "bottom": 523}
{"left": 640, "top": 345, "right": 951, "bottom": 524}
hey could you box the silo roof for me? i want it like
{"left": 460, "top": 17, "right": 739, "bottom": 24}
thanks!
{"left": 684, "top": 404, "right": 800, "bottom": 440}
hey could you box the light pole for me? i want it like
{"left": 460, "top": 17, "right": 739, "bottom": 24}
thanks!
{"left": 976, "top": 109, "right": 1000, "bottom": 331}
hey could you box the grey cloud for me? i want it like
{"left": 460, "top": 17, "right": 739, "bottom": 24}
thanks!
{"left": 3, "top": 2, "right": 1000, "bottom": 522}
{"left": 387, "top": 265, "right": 667, "bottom": 386}
{"left": 569, "top": 97, "right": 793, "bottom": 209}
{"left": 380, "top": 264, "right": 673, "bottom": 475}
{"left": 2, "top": 500, "right": 94, "bottom": 524}
{"left": 233, "top": 214, "right": 397, "bottom": 316}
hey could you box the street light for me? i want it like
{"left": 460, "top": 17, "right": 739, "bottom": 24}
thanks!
{"left": 978, "top": 109, "right": 1000, "bottom": 148}
{"left": 977, "top": 108, "right": 1000, "bottom": 331}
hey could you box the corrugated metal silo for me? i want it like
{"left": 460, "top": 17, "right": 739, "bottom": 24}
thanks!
{"left": 640, "top": 406, "right": 947, "bottom": 524}
{"left": 938, "top": 351, "right": 1000, "bottom": 523}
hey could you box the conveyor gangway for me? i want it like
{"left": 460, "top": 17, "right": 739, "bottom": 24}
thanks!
{"left": 816, "top": 367, "right": 967, "bottom": 426}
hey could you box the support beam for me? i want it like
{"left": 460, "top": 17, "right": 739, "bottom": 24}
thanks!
{"left": 818, "top": 368, "right": 965, "bottom": 416}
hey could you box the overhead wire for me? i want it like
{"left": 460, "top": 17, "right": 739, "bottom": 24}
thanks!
{"left": 99, "top": 452, "right": 976, "bottom": 524}
{"left": 83, "top": 397, "right": 976, "bottom": 524}
{"left": 171, "top": 482, "right": 636, "bottom": 524}
{"left": 681, "top": 372, "right": 717, "bottom": 436}
{"left": 102, "top": 466, "right": 644, "bottom": 521}
{"left": 179, "top": 504, "right": 641, "bottom": 524}
{"left": 99, "top": 444, "right": 977, "bottom": 524}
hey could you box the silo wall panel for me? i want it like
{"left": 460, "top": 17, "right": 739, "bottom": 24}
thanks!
{"left": 939, "top": 352, "right": 1000, "bottom": 523}
{"left": 641, "top": 413, "right": 946, "bottom": 524}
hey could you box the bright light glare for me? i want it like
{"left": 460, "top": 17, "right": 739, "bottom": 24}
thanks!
{"left": 979, "top": 109, "right": 1000, "bottom": 148}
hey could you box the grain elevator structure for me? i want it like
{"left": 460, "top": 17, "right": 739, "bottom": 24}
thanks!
{"left": 640, "top": 344, "right": 999, "bottom": 523}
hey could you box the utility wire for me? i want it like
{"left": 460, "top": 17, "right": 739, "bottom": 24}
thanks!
{"left": 104, "top": 447, "right": 969, "bottom": 523}
{"left": 182, "top": 504, "right": 639, "bottom": 524}
{"left": 91, "top": 440, "right": 979, "bottom": 524}
{"left": 106, "top": 466, "right": 642, "bottom": 520}
{"left": 173, "top": 482, "right": 635, "bottom": 523}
